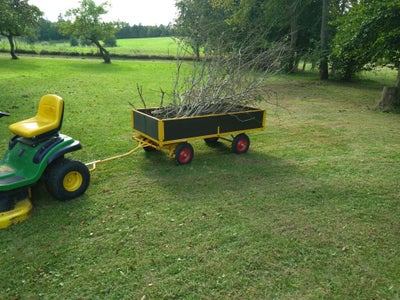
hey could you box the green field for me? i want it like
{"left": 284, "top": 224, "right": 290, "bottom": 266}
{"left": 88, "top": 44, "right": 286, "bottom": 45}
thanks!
{"left": 1, "top": 37, "right": 184, "bottom": 58}
{"left": 0, "top": 56, "right": 399, "bottom": 299}
{"left": 115, "top": 37, "right": 180, "bottom": 56}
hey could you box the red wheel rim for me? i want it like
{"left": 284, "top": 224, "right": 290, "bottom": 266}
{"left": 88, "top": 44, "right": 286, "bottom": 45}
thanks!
{"left": 236, "top": 138, "right": 249, "bottom": 153}
{"left": 179, "top": 148, "right": 192, "bottom": 163}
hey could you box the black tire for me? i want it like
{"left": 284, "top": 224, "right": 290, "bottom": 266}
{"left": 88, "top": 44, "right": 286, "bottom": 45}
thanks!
{"left": 232, "top": 133, "right": 250, "bottom": 154}
{"left": 204, "top": 137, "right": 219, "bottom": 145}
{"left": 45, "top": 158, "right": 90, "bottom": 201}
{"left": 174, "top": 143, "right": 194, "bottom": 165}
{"left": 143, "top": 146, "right": 158, "bottom": 152}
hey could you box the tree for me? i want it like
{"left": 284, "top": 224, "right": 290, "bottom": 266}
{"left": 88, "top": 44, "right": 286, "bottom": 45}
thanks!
{"left": 332, "top": 0, "right": 400, "bottom": 112}
{"left": 175, "top": 0, "right": 230, "bottom": 59}
{"left": 319, "top": 0, "right": 330, "bottom": 80}
{"left": 285, "top": 0, "right": 310, "bottom": 72}
{"left": 212, "top": 0, "right": 322, "bottom": 73}
{"left": 58, "top": 0, "right": 119, "bottom": 63}
{"left": 0, "top": 0, "right": 42, "bottom": 59}
{"left": 257, "top": 0, "right": 318, "bottom": 73}
{"left": 332, "top": 0, "right": 400, "bottom": 81}
{"left": 37, "top": 19, "right": 65, "bottom": 41}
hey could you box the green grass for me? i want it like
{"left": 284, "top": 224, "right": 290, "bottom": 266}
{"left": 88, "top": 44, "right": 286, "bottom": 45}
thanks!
{"left": 0, "top": 56, "right": 399, "bottom": 299}
{"left": 1, "top": 37, "right": 184, "bottom": 58}
{"left": 115, "top": 37, "right": 180, "bottom": 56}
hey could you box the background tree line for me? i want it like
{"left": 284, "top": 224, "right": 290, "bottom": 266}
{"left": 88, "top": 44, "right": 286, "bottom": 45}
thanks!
{"left": 36, "top": 19, "right": 172, "bottom": 42}
{"left": 115, "top": 23, "right": 172, "bottom": 39}
{"left": 1, "top": 0, "right": 399, "bottom": 88}
{"left": 175, "top": 0, "right": 399, "bottom": 82}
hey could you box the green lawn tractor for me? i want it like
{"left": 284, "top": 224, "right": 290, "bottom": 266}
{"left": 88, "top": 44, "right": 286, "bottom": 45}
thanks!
{"left": 0, "top": 94, "right": 90, "bottom": 229}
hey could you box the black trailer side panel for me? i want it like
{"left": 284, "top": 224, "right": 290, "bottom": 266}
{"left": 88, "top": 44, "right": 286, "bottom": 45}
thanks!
{"left": 133, "top": 107, "right": 265, "bottom": 143}
{"left": 163, "top": 110, "right": 264, "bottom": 141}
{"left": 133, "top": 110, "right": 159, "bottom": 140}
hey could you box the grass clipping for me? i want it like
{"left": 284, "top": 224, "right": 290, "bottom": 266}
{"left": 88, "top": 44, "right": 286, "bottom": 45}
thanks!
{"left": 137, "top": 40, "right": 286, "bottom": 119}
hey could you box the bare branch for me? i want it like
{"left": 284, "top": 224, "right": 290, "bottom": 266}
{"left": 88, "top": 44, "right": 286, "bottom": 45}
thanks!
{"left": 136, "top": 83, "right": 146, "bottom": 109}
{"left": 137, "top": 33, "right": 288, "bottom": 119}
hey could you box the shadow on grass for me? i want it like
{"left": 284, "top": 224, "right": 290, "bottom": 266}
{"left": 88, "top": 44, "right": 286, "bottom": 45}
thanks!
{"left": 133, "top": 140, "right": 303, "bottom": 204}
{"left": 26, "top": 138, "right": 302, "bottom": 227}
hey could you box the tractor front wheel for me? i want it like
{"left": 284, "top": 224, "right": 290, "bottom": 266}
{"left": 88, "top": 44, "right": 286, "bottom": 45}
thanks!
{"left": 45, "top": 158, "right": 90, "bottom": 201}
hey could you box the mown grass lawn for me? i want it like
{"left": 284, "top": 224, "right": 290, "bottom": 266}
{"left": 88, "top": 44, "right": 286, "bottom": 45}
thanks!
{"left": 0, "top": 55, "right": 399, "bottom": 299}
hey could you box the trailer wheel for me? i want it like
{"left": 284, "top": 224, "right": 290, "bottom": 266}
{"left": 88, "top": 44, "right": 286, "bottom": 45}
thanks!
{"left": 232, "top": 133, "right": 250, "bottom": 154}
{"left": 204, "top": 137, "right": 219, "bottom": 145}
{"left": 45, "top": 158, "right": 90, "bottom": 201}
{"left": 143, "top": 146, "right": 158, "bottom": 152}
{"left": 174, "top": 143, "right": 194, "bottom": 165}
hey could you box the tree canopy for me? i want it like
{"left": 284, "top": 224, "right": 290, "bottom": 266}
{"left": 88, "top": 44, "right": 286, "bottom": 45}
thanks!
{"left": 0, "top": 0, "right": 42, "bottom": 59}
{"left": 58, "top": 0, "right": 119, "bottom": 63}
{"left": 332, "top": 0, "right": 400, "bottom": 82}
{"left": 175, "top": 0, "right": 400, "bottom": 85}
{"left": 175, "top": 0, "right": 230, "bottom": 59}
{"left": 176, "top": 0, "right": 323, "bottom": 72}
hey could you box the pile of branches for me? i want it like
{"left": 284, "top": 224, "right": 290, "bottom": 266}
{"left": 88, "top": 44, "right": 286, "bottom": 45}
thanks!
{"left": 137, "top": 38, "right": 287, "bottom": 119}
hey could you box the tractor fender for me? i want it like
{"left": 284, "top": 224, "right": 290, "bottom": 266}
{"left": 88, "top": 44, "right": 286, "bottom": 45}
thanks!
{"left": 46, "top": 140, "right": 82, "bottom": 165}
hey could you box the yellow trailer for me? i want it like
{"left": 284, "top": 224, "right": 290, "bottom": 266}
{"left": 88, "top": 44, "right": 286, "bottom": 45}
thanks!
{"left": 87, "top": 105, "right": 266, "bottom": 170}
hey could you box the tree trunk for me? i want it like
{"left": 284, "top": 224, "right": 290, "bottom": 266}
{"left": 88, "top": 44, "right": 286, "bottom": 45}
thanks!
{"left": 376, "top": 67, "right": 400, "bottom": 113}
{"left": 195, "top": 45, "right": 200, "bottom": 61}
{"left": 377, "top": 86, "right": 400, "bottom": 113}
{"left": 93, "top": 40, "right": 111, "bottom": 63}
{"left": 6, "top": 34, "right": 18, "bottom": 60}
{"left": 319, "top": 0, "right": 330, "bottom": 80}
{"left": 286, "top": 14, "right": 299, "bottom": 73}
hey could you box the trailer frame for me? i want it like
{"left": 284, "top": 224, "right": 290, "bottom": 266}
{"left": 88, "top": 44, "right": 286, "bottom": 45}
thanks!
{"left": 86, "top": 106, "right": 266, "bottom": 169}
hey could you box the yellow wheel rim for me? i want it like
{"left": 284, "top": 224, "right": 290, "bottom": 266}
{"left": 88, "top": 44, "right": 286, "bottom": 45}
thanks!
{"left": 63, "top": 171, "right": 83, "bottom": 192}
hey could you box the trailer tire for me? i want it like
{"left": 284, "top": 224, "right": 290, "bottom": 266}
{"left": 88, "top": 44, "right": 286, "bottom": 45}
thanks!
{"left": 174, "top": 143, "right": 194, "bottom": 165}
{"left": 143, "top": 146, "right": 158, "bottom": 152}
{"left": 232, "top": 134, "right": 250, "bottom": 154}
{"left": 45, "top": 158, "right": 90, "bottom": 201}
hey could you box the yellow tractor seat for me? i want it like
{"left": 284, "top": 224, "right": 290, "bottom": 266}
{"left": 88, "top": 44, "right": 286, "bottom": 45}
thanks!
{"left": 9, "top": 94, "right": 64, "bottom": 139}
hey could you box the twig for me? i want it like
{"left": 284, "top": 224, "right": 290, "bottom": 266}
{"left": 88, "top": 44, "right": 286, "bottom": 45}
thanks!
{"left": 159, "top": 88, "right": 165, "bottom": 108}
{"left": 136, "top": 83, "right": 146, "bottom": 109}
{"left": 143, "top": 34, "right": 288, "bottom": 119}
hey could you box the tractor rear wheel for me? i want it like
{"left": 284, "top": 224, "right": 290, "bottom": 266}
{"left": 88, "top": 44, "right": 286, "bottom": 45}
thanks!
{"left": 45, "top": 158, "right": 90, "bottom": 201}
